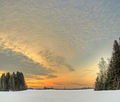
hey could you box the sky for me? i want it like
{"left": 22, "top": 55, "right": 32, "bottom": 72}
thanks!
{"left": 0, "top": 0, "right": 120, "bottom": 88}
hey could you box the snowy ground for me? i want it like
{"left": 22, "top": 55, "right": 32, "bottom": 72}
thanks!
{"left": 0, "top": 89, "right": 120, "bottom": 102}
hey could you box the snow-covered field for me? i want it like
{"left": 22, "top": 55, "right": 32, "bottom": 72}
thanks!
{"left": 0, "top": 89, "right": 120, "bottom": 102}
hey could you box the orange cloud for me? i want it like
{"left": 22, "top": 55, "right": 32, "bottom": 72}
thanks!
{"left": 0, "top": 33, "right": 73, "bottom": 72}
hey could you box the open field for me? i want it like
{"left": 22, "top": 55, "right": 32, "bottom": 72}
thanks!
{"left": 0, "top": 89, "right": 120, "bottom": 102}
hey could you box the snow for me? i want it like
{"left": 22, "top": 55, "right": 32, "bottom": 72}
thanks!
{"left": 0, "top": 89, "right": 120, "bottom": 102}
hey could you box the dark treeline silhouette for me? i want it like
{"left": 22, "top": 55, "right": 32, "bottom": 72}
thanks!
{"left": 95, "top": 38, "right": 120, "bottom": 90}
{"left": 0, "top": 71, "right": 27, "bottom": 91}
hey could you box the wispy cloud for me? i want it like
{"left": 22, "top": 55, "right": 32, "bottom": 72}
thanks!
{"left": 0, "top": 45, "right": 52, "bottom": 76}
{"left": 0, "top": 0, "right": 120, "bottom": 88}
{"left": 46, "top": 74, "right": 57, "bottom": 79}
{"left": 0, "top": 33, "right": 74, "bottom": 72}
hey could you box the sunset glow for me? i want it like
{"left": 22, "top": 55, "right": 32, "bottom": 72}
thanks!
{"left": 0, "top": 0, "right": 120, "bottom": 89}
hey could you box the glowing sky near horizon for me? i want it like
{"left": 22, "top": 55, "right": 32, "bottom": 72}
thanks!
{"left": 0, "top": 0, "right": 120, "bottom": 88}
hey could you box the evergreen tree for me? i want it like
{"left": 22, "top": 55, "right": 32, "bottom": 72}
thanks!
{"left": 6, "top": 72, "right": 10, "bottom": 90}
{"left": 0, "top": 73, "right": 7, "bottom": 90}
{"left": 107, "top": 40, "right": 120, "bottom": 89}
{"left": 95, "top": 38, "right": 120, "bottom": 90}
{"left": 0, "top": 71, "right": 27, "bottom": 91}
{"left": 19, "top": 72, "right": 27, "bottom": 90}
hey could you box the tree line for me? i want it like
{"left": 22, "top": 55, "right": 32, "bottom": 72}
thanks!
{"left": 95, "top": 38, "right": 120, "bottom": 90}
{"left": 0, "top": 71, "right": 27, "bottom": 91}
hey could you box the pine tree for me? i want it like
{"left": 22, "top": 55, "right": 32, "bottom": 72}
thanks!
{"left": 0, "top": 73, "right": 7, "bottom": 91}
{"left": 6, "top": 72, "right": 10, "bottom": 90}
{"left": 95, "top": 38, "right": 120, "bottom": 90}
{"left": 0, "top": 71, "right": 27, "bottom": 91}
{"left": 105, "top": 40, "right": 120, "bottom": 90}
{"left": 19, "top": 72, "right": 27, "bottom": 90}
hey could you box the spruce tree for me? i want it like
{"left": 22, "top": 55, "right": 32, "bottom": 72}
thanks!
{"left": 0, "top": 71, "right": 27, "bottom": 91}
{"left": 6, "top": 72, "right": 10, "bottom": 90}
{"left": 105, "top": 40, "right": 120, "bottom": 90}
{"left": 95, "top": 38, "right": 120, "bottom": 90}
{"left": 1, "top": 73, "right": 7, "bottom": 91}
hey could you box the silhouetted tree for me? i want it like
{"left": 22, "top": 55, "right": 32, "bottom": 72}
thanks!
{"left": 95, "top": 38, "right": 120, "bottom": 90}
{"left": 95, "top": 58, "right": 108, "bottom": 90}
{"left": 105, "top": 39, "right": 120, "bottom": 90}
{"left": 0, "top": 71, "right": 27, "bottom": 91}
{"left": 6, "top": 72, "right": 10, "bottom": 90}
